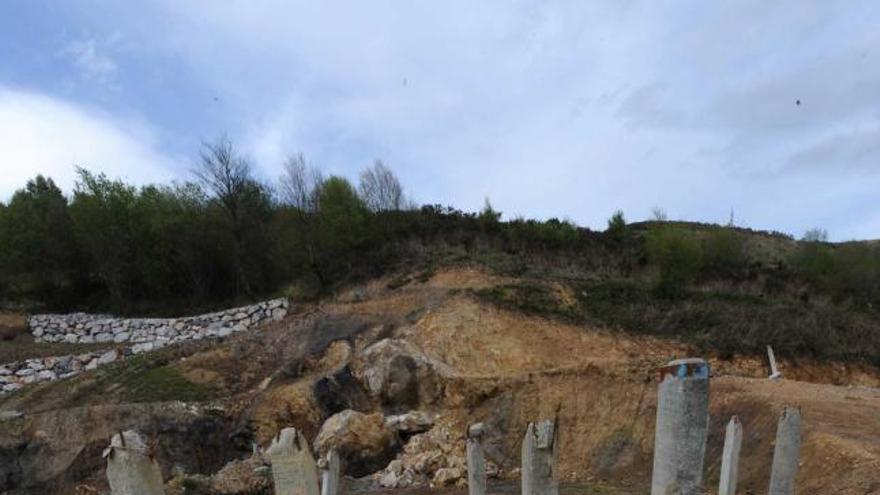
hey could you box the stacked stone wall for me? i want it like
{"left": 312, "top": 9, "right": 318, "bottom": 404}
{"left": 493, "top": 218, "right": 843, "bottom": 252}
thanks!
{"left": 28, "top": 298, "right": 288, "bottom": 347}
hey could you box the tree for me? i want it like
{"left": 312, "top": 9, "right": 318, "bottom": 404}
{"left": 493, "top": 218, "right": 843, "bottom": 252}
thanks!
{"left": 70, "top": 168, "right": 142, "bottom": 304}
{"left": 359, "top": 160, "right": 404, "bottom": 212}
{"left": 194, "top": 137, "right": 270, "bottom": 295}
{"left": 0, "top": 175, "right": 79, "bottom": 300}
{"left": 313, "top": 176, "right": 372, "bottom": 283}
{"left": 605, "top": 210, "right": 627, "bottom": 243}
{"left": 651, "top": 206, "right": 668, "bottom": 222}
{"left": 647, "top": 225, "right": 703, "bottom": 297}
{"left": 279, "top": 153, "right": 323, "bottom": 212}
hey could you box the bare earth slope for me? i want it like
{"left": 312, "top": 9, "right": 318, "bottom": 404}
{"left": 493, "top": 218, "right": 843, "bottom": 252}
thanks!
{"left": 1, "top": 267, "right": 878, "bottom": 494}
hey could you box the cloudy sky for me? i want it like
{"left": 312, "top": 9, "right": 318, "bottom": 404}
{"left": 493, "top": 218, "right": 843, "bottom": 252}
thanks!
{"left": 1, "top": 2, "right": 878, "bottom": 240}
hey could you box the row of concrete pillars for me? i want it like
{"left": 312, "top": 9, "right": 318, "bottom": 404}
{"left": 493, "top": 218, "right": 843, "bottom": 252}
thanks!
{"left": 104, "top": 358, "right": 800, "bottom": 495}
{"left": 651, "top": 358, "right": 803, "bottom": 495}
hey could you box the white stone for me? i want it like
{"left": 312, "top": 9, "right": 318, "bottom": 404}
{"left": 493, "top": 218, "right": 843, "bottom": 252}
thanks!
{"left": 114, "top": 332, "right": 130, "bottom": 343}
{"left": 98, "top": 350, "right": 118, "bottom": 365}
{"left": 36, "top": 370, "right": 57, "bottom": 381}
{"left": 15, "top": 368, "right": 35, "bottom": 377}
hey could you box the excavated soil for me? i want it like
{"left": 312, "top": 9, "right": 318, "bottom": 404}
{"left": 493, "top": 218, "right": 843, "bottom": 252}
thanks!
{"left": 2, "top": 267, "right": 879, "bottom": 494}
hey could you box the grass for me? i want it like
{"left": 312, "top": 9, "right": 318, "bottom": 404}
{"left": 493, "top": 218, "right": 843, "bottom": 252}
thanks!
{"left": 475, "top": 279, "right": 880, "bottom": 365}
{"left": 0, "top": 334, "right": 114, "bottom": 364}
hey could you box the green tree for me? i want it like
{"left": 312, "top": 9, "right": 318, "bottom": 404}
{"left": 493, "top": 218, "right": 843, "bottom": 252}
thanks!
{"left": 0, "top": 175, "right": 81, "bottom": 301}
{"left": 195, "top": 137, "right": 274, "bottom": 296}
{"left": 605, "top": 210, "right": 627, "bottom": 243}
{"left": 647, "top": 225, "right": 703, "bottom": 297}
{"left": 312, "top": 176, "right": 373, "bottom": 283}
{"left": 70, "top": 168, "right": 142, "bottom": 304}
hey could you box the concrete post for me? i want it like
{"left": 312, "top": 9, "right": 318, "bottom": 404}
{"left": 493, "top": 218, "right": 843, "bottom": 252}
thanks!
{"left": 768, "top": 407, "right": 802, "bottom": 495}
{"left": 718, "top": 416, "right": 742, "bottom": 495}
{"left": 651, "top": 358, "right": 710, "bottom": 495}
{"left": 266, "top": 427, "right": 320, "bottom": 495}
{"left": 467, "top": 423, "right": 487, "bottom": 495}
{"left": 103, "top": 430, "right": 165, "bottom": 495}
{"left": 320, "top": 449, "right": 340, "bottom": 495}
{"left": 767, "top": 345, "right": 782, "bottom": 380}
{"left": 521, "top": 420, "right": 558, "bottom": 495}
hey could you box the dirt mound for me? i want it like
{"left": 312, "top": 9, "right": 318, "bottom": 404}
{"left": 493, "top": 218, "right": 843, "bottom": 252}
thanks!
{"left": 3, "top": 266, "right": 880, "bottom": 493}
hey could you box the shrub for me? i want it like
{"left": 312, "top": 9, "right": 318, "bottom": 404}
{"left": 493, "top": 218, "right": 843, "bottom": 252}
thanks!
{"left": 646, "top": 225, "right": 703, "bottom": 297}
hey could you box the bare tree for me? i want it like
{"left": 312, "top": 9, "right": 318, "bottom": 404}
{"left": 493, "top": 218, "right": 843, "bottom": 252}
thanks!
{"left": 359, "top": 160, "right": 404, "bottom": 212}
{"left": 193, "top": 136, "right": 257, "bottom": 295}
{"left": 279, "top": 153, "right": 324, "bottom": 211}
{"left": 651, "top": 206, "right": 668, "bottom": 222}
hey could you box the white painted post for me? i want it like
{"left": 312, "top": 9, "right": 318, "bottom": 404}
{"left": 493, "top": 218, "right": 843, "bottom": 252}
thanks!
{"left": 767, "top": 345, "right": 782, "bottom": 379}
{"left": 467, "top": 423, "right": 487, "bottom": 495}
{"left": 718, "top": 416, "right": 742, "bottom": 495}
{"left": 769, "top": 407, "right": 802, "bottom": 495}
{"left": 266, "top": 427, "right": 320, "bottom": 495}
{"left": 103, "top": 430, "right": 165, "bottom": 495}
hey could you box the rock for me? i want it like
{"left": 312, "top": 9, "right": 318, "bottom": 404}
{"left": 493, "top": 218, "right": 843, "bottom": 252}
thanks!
{"left": 0, "top": 410, "right": 23, "bottom": 421}
{"left": 97, "top": 350, "right": 118, "bottom": 365}
{"left": 0, "top": 367, "right": 11, "bottom": 376}
{"left": 314, "top": 410, "right": 398, "bottom": 477}
{"left": 36, "top": 370, "right": 56, "bottom": 381}
{"left": 113, "top": 332, "right": 130, "bottom": 343}
{"left": 95, "top": 333, "right": 114, "bottom": 343}
{"left": 385, "top": 411, "right": 436, "bottom": 435}
{"left": 2, "top": 383, "right": 22, "bottom": 393}
{"left": 354, "top": 339, "right": 440, "bottom": 411}
{"left": 15, "top": 368, "right": 35, "bottom": 377}
{"left": 433, "top": 467, "right": 464, "bottom": 487}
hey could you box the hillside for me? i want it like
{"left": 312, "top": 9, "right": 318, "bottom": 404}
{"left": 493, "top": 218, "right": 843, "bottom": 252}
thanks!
{"left": 1, "top": 266, "right": 878, "bottom": 494}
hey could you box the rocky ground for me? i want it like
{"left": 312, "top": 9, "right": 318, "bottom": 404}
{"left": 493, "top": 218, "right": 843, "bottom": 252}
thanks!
{"left": 1, "top": 267, "right": 879, "bottom": 494}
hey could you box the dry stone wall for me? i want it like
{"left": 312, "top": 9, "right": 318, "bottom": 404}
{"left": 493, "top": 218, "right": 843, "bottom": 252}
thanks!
{"left": 28, "top": 298, "right": 289, "bottom": 347}
{"left": 0, "top": 298, "right": 289, "bottom": 396}
{"left": 0, "top": 350, "right": 114, "bottom": 394}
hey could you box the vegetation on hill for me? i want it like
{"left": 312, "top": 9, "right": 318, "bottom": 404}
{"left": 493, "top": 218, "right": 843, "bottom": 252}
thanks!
{"left": 1, "top": 137, "right": 880, "bottom": 364}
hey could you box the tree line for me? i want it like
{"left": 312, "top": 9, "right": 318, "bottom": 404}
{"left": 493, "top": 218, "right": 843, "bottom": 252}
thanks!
{"left": 2, "top": 138, "right": 879, "bottom": 317}
{"left": 0, "top": 138, "right": 424, "bottom": 313}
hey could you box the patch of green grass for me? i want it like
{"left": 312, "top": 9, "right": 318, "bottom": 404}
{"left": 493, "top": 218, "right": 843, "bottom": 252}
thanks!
{"left": 387, "top": 274, "right": 411, "bottom": 290}
{"left": 116, "top": 364, "right": 213, "bottom": 403}
{"left": 416, "top": 265, "right": 436, "bottom": 283}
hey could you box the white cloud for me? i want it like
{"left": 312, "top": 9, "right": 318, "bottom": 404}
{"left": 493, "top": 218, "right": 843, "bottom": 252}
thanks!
{"left": 0, "top": 86, "right": 181, "bottom": 200}
{"left": 60, "top": 38, "right": 119, "bottom": 87}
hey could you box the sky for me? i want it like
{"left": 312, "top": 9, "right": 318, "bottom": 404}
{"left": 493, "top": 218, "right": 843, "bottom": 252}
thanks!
{"left": 1, "top": 1, "right": 879, "bottom": 240}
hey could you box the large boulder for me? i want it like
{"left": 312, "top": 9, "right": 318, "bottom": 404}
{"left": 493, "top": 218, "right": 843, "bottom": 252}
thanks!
{"left": 351, "top": 339, "right": 442, "bottom": 412}
{"left": 313, "top": 410, "right": 398, "bottom": 477}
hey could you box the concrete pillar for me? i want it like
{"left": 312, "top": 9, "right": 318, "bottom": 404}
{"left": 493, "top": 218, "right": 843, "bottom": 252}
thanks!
{"left": 467, "top": 423, "right": 487, "bottom": 495}
{"left": 266, "top": 427, "right": 320, "bottom": 495}
{"left": 521, "top": 420, "right": 558, "bottom": 495}
{"left": 767, "top": 345, "right": 782, "bottom": 379}
{"left": 103, "top": 430, "right": 165, "bottom": 495}
{"left": 320, "top": 449, "right": 340, "bottom": 495}
{"left": 768, "top": 407, "right": 802, "bottom": 495}
{"left": 718, "top": 416, "right": 742, "bottom": 495}
{"left": 651, "top": 358, "right": 710, "bottom": 495}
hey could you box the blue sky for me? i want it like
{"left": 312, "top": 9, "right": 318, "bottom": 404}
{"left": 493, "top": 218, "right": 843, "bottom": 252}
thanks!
{"left": 1, "top": 1, "right": 879, "bottom": 240}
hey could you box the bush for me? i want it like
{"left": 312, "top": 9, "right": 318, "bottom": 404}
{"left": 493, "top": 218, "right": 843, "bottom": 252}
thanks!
{"left": 702, "top": 228, "right": 746, "bottom": 277}
{"left": 646, "top": 226, "right": 703, "bottom": 297}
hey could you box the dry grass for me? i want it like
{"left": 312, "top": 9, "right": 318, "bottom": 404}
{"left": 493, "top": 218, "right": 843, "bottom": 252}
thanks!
{"left": 0, "top": 312, "right": 113, "bottom": 364}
